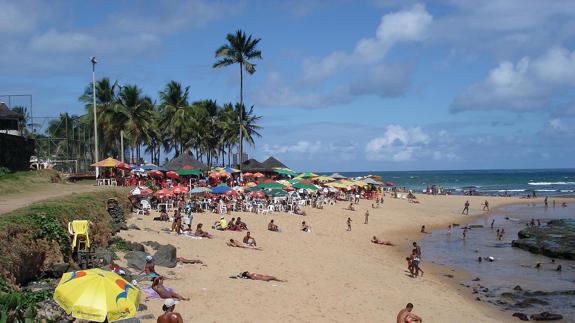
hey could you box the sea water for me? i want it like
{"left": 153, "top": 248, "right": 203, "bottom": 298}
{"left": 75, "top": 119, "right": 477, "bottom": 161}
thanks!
{"left": 334, "top": 169, "right": 575, "bottom": 196}
{"left": 420, "top": 204, "right": 575, "bottom": 319}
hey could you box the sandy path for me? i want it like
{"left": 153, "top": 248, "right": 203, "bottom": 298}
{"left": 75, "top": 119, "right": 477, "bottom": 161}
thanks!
{"left": 117, "top": 194, "right": 532, "bottom": 323}
{"left": 0, "top": 183, "right": 116, "bottom": 215}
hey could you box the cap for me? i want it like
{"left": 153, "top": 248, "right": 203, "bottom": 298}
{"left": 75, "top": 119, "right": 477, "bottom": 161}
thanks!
{"left": 164, "top": 298, "right": 179, "bottom": 308}
{"left": 220, "top": 216, "right": 224, "bottom": 219}
{"left": 145, "top": 255, "right": 153, "bottom": 262}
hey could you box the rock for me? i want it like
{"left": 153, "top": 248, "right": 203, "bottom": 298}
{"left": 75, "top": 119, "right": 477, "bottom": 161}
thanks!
{"left": 115, "top": 318, "right": 141, "bottom": 323}
{"left": 443, "top": 274, "right": 454, "bottom": 278}
{"left": 530, "top": 312, "right": 563, "bottom": 321}
{"left": 472, "top": 277, "right": 480, "bottom": 281}
{"left": 128, "top": 224, "right": 141, "bottom": 230}
{"left": 124, "top": 251, "right": 150, "bottom": 271}
{"left": 94, "top": 247, "right": 114, "bottom": 266}
{"left": 138, "top": 304, "right": 148, "bottom": 311}
{"left": 143, "top": 241, "right": 161, "bottom": 250}
{"left": 45, "top": 263, "right": 70, "bottom": 278}
{"left": 138, "top": 314, "right": 155, "bottom": 320}
{"left": 125, "top": 241, "right": 145, "bottom": 252}
{"left": 515, "top": 297, "right": 549, "bottom": 308}
{"left": 153, "top": 244, "right": 177, "bottom": 268}
{"left": 469, "top": 224, "right": 484, "bottom": 228}
{"left": 514, "top": 285, "right": 523, "bottom": 291}
{"left": 475, "top": 297, "right": 481, "bottom": 301}
{"left": 35, "top": 299, "right": 73, "bottom": 322}
{"left": 512, "top": 219, "right": 575, "bottom": 260}
{"left": 120, "top": 222, "right": 129, "bottom": 231}
{"left": 512, "top": 313, "right": 530, "bottom": 321}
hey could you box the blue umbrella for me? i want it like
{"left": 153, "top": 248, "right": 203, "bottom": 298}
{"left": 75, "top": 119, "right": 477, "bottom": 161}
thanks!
{"left": 211, "top": 184, "right": 231, "bottom": 194}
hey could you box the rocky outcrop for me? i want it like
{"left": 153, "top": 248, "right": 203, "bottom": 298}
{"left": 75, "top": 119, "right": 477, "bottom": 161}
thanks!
{"left": 512, "top": 219, "right": 575, "bottom": 260}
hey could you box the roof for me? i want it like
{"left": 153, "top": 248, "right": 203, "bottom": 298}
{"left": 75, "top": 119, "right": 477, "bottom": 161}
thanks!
{"left": 163, "top": 153, "right": 209, "bottom": 171}
{"left": 0, "top": 102, "right": 23, "bottom": 120}
{"left": 261, "top": 156, "right": 288, "bottom": 170}
{"left": 241, "top": 158, "right": 267, "bottom": 172}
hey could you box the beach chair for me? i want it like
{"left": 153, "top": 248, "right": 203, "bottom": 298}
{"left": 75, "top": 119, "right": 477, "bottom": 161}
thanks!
{"left": 68, "top": 220, "right": 90, "bottom": 251}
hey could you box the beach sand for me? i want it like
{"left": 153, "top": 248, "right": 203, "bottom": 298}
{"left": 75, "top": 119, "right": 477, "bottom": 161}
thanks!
{"left": 117, "top": 194, "right": 525, "bottom": 322}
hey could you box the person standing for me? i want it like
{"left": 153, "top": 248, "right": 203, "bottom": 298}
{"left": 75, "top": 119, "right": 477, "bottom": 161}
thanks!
{"left": 462, "top": 200, "right": 470, "bottom": 215}
{"left": 347, "top": 217, "right": 352, "bottom": 231}
{"left": 482, "top": 200, "right": 489, "bottom": 211}
{"left": 364, "top": 210, "right": 369, "bottom": 224}
{"left": 157, "top": 298, "right": 184, "bottom": 323}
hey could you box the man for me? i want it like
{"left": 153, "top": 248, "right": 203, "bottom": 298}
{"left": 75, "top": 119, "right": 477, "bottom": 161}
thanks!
{"left": 152, "top": 276, "right": 189, "bottom": 301}
{"left": 216, "top": 216, "right": 228, "bottom": 230}
{"left": 236, "top": 217, "right": 248, "bottom": 230}
{"left": 346, "top": 217, "right": 352, "bottom": 231}
{"left": 157, "top": 298, "right": 183, "bottom": 323}
{"left": 462, "top": 200, "right": 470, "bottom": 215}
{"left": 238, "top": 271, "right": 286, "bottom": 282}
{"left": 482, "top": 200, "right": 489, "bottom": 211}
{"left": 243, "top": 231, "right": 257, "bottom": 246}
{"left": 371, "top": 236, "right": 394, "bottom": 246}
{"left": 412, "top": 242, "right": 421, "bottom": 257}
{"left": 364, "top": 210, "right": 369, "bottom": 224}
{"left": 396, "top": 303, "right": 422, "bottom": 323}
{"left": 268, "top": 219, "right": 279, "bottom": 232}
{"left": 227, "top": 238, "right": 262, "bottom": 250}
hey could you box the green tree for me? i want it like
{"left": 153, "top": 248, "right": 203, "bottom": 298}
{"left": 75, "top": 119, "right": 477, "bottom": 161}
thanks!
{"left": 158, "top": 81, "right": 191, "bottom": 156}
{"left": 116, "top": 85, "right": 154, "bottom": 162}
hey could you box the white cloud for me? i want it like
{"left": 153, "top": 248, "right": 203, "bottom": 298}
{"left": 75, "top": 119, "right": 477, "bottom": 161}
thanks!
{"left": 451, "top": 47, "right": 575, "bottom": 112}
{"left": 0, "top": 0, "right": 41, "bottom": 33}
{"left": 365, "top": 125, "right": 431, "bottom": 161}
{"left": 263, "top": 140, "right": 322, "bottom": 157}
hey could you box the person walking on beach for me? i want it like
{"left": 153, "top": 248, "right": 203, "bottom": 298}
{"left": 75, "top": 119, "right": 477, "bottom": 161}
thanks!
{"left": 397, "top": 303, "right": 423, "bottom": 323}
{"left": 412, "top": 242, "right": 421, "bottom": 257}
{"left": 347, "top": 217, "right": 352, "bottom": 231}
{"left": 157, "top": 298, "right": 183, "bottom": 323}
{"left": 490, "top": 219, "right": 495, "bottom": 229}
{"left": 462, "top": 200, "right": 470, "bottom": 215}
{"left": 482, "top": 200, "right": 489, "bottom": 211}
{"left": 364, "top": 210, "right": 369, "bottom": 224}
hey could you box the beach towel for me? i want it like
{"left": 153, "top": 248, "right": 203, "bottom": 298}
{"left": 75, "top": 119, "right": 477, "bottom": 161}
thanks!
{"left": 143, "top": 286, "right": 173, "bottom": 299}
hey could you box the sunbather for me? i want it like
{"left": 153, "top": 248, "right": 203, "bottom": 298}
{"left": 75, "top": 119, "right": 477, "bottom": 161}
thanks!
{"left": 194, "top": 223, "right": 213, "bottom": 239}
{"left": 235, "top": 271, "right": 286, "bottom": 282}
{"left": 243, "top": 231, "right": 257, "bottom": 246}
{"left": 227, "top": 239, "right": 261, "bottom": 250}
{"left": 371, "top": 236, "right": 395, "bottom": 246}
{"left": 152, "top": 276, "right": 189, "bottom": 301}
{"left": 268, "top": 219, "right": 279, "bottom": 232}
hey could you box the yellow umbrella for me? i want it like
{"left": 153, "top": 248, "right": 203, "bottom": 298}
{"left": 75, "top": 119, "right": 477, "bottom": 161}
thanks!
{"left": 246, "top": 182, "right": 257, "bottom": 187}
{"left": 326, "top": 181, "right": 351, "bottom": 189}
{"left": 314, "top": 176, "right": 335, "bottom": 182}
{"left": 54, "top": 268, "right": 140, "bottom": 322}
{"left": 277, "top": 180, "right": 292, "bottom": 187}
{"left": 351, "top": 180, "right": 369, "bottom": 187}
{"left": 91, "top": 157, "right": 121, "bottom": 168}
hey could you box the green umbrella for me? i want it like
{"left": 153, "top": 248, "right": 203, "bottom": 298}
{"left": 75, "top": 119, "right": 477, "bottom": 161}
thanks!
{"left": 267, "top": 190, "right": 288, "bottom": 197}
{"left": 257, "top": 182, "right": 285, "bottom": 189}
{"left": 245, "top": 187, "right": 264, "bottom": 193}
{"left": 288, "top": 179, "right": 301, "bottom": 185}
{"left": 273, "top": 167, "right": 296, "bottom": 176}
{"left": 295, "top": 172, "right": 318, "bottom": 179}
{"left": 177, "top": 169, "right": 203, "bottom": 176}
{"left": 293, "top": 182, "right": 319, "bottom": 190}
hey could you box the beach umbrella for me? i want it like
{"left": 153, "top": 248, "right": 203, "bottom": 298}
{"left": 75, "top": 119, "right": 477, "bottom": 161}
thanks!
{"left": 211, "top": 184, "right": 232, "bottom": 194}
{"left": 277, "top": 180, "right": 292, "bottom": 187}
{"left": 116, "top": 162, "right": 132, "bottom": 171}
{"left": 190, "top": 187, "right": 211, "bottom": 194}
{"left": 130, "top": 167, "right": 145, "bottom": 174}
{"left": 288, "top": 179, "right": 301, "bottom": 185}
{"left": 257, "top": 181, "right": 284, "bottom": 189}
{"left": 129, "top": 186, "right": 152, "bottom": 196}
{"left": 225, "top": 189, "right": 240, "bottom": 197}
{"left": 243, "top": 172, "right": 253, "bottom": 177}
{"left": 154, "top": 188, "right": 172, "bottom": 197}
{"left": 314, "top": 176, "right": 335, "bottom": 183}
{"left": 253, "top": 172, "right": 265, "bottom": 178}
{"left": 232, "top": 186, "right": 244, "bottom": 192}
{"left": 250, "top": 191, "right": 266, "bottom": 198}
{"left": 177, "top": 168, "right": 202, "bottom": 176}
{"left": 53, "top": 268, "right": 140, "bottom": 322}
{"left": 295, "top": 172, "right": 318, "bottom": 179}
{"left": 293, "top": 182, "right": 319, "bottom": 190}
{"left": 91, "top": 157, "right": 121, "bottom": 168}
{"left": 329, "top": 173, "right": 347, "bottom": 179}
{"left": 273, "top": 167, "right": 296, "bottom": 176}
{"left": 267, "top": 190, "right": 288, "bottom": 197}
{"left": 223, "top": 166, "right": 240, "bottom": 173}
{"left": 148, "top": 170, "right": 163, "bottom": 178}
{"left": 326, "top": 181, "right": 351, "bottom": 189}
{"left": 141, "top": 164, "right": 166, "bottom": 171}
{"left": 172, "top": 186, "right": 184, "bottom": 194}
{"left": 181, "top": 164, "right": 194, "bottom": 170}
{"left": 166, "top": 171, "right": 180, "bottom": 179}
{"left": 245, "top": 182, "right": 257, "bottom": 187}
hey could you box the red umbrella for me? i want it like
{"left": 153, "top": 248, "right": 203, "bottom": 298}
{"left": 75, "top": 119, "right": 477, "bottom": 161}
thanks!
{"left": 116, "top": 162, "right": 132, "bottom": 171}
{"left": 172, "top": 186, "right": 183, "bottom": 194}
{"left": 250, "top": 191, "right": 266, "bottom": 198}
{"left": 243, "top": 172, "right": 253, "bottom": 177}
{"left": 182, "top": 164, "right": 194, "bottom": 170}
{"left": 154, "top": 188, "right": 171, "bottom": 197}
{"left": 179, "top": 185, "right": 189, "bottom": 193}
{"left": 166, "top": 171, "right": 180, "bottom": 179}
{"left": 253, "top": 172, "right": 264, "bottom": 178}
{"left": 264, "top": 179, "right": 275, "bottom": 183}
{"left": 225, "top": 190, "right": 239, "bottom": 197}
{"left": 149, "top": 170, "right": 163, "bottom": 177}
{"left": 140, "top": 187, "right": 153, "bottom": 196}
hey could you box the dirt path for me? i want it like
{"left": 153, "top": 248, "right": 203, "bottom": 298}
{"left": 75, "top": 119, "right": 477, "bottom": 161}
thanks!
{"left": 0, "top": 183, "right": 122, "bottom": 215}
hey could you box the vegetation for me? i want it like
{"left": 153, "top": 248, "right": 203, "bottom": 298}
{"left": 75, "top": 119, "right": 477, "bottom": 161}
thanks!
{"left": 0, "top": 170, "right": 60, "bottom": 195}
{"left": 0, "top": 285, "right": 52, "bottom": 322}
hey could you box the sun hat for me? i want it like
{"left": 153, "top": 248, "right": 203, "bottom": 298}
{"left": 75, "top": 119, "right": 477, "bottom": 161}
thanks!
{"left": 164, "top": 298, "right": 179, "bottom": 308}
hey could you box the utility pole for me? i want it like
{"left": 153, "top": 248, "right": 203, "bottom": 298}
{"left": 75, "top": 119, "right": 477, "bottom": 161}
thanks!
{"left": 120, "top": 130, "right": 124, "bottom": 162}
{"left": 91, "top": 56, "right": 99, "bottom": 178}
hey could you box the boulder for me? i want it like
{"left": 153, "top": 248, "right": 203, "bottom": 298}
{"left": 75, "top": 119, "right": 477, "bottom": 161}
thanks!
{"left": 45, "top": 263, "right": 70, "bottom": 278}
{"left": 512, "top": 219, "right": 575, "bottom": 260}
{"left": 94, "top": 247, "right": 114, "bottom": 266}
{"left": 35, "top": 299, "right": 74, "bottom": 322}
{"left": 124, "top": 251, "right": 150, "bottom": 271}
{"left": 515, "top": 297, "right": 549, "bottom": 308}
{"left": 143, "top": 240, "right": 161, "bottom": 250}
{"left": 153, "top": 244, "right": 177, "bottom": 268}
{"left": 128, "top": 224, "right": 141, "bottom": 230}
{"left": 138, "top": 314, "right": 155, "bottom": 320}
{"left": 512, "top": 313, "right": 529, "bottom": 321}
{"left": 119, "top": 222, "right": 129, "bottom": 231}
{"left": 125, "top": 241, "right": 145, "bottom": 252}
{"left": 514, "top": 285, "right": 523, "bottom": 291}
{"left": 530, "top": 312, "right": 563, "bottom": 321}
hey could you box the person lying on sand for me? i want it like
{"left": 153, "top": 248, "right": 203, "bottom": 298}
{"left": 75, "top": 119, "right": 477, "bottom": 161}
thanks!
{"left": 371, "top": 236, "right": 394, "bottom": 246}
{"left": 347, "top": 203, "right": 355, "bottom": 211}
{"left": 301, "top": 221, "right": 311, "bottom": 232}
{"left": 195, "top": 223, "right": 213, "bottom": 239}
{"left": 157, "top": 298, "right": 183, "bottom": 323}
{"left": 268, "top": 219, "right": 279, "bottom": 232}
{"left": 176, "top": 257, "right": 203, "bottom": 265}
{"left": 152, "top": 276, "right": 189, "bottom": 301}
{"left": 227, "top": 239, "right": 262, "bottom": 250}
{"left": 243, "top": 231, "right": 257, "bottom": 246}
{"left": 396, "top": 303, "right": 422, "bottom": 323}
{"left": 234, "top": 271, "right": 286, "bottom": 282}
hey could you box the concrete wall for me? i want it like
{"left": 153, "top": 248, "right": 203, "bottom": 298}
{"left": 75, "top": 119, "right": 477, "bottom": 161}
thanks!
{"left": 0, "top": 133, "right": 35, "bottom": 171}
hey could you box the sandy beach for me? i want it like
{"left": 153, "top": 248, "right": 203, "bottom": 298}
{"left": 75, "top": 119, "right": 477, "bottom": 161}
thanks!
{"left": 116, "top": 194, "right": 531, "bottom": 322}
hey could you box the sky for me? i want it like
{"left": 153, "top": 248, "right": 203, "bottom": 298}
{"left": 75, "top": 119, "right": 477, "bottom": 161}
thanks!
{"left": 1, "top": 0, "right": 575, "bottom": 172}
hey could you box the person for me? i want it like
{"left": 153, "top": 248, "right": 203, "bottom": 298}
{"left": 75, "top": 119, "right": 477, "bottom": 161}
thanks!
{"left": 482, "top": 200, "right": 489, "bottom": 211}
{"left": 364, "top": 210, "right": 369, "bottom": 224}
{"left": 396, "top": 303, "right": 422, "bottom": 323}
{"left": 243, "top": 231, "right": 257, "bottom": 247}
{"left": 463, "top": 226, "right": 469, "bottom": 239}
{"left": 490, "top": 219, "right": 495, "bottom": 229}
{"left": 216, "top": 216, "right": 228, "bottom": 231}
{"left": 371, "top": 236, "right": 394, "bottom": 246}
{"left": 410, "top": 251, "right": 423, "bottom": 277}
{"left": 496, "top": 229, "right": 500, "bottom": 240}
{"left": 268, "top": 219, "right": 279, "bottom": 232}
{"left": 155, "top": 209, "right": 169, "bottom": 222}
{"left": 499, "top": 229, "right": 505, "bottom": 240}
{"left": 172, "top": 210, "right": 183, "bottom": 234}
{"left": 420, "top": 225, "right": 429, "bottom": 234}
{"left": 347, "top": 203, "right": 355, "bottom": 211}
{"left": 347, "top": 217, "right": 352, "bottom": 231}
{"left": 447, "top": 225, "right": 452, "bottom": 235}
{"left": 537, "top": 219, "right": 541, "bottom": 226}
{"left": 544, "top": 196, "right": 548, "bottom": 207}
{"left": 301, "top": 221, "right": 311, "bottom": 232}
{"left": 236, "top": 217, "right": 248, "bottom": 230}
{"left": 462, "top": 200, "right": 470, "bottom": 215}
{"left": 227, "top": 239, "right": 261, "bottom": 250}
{"left": 412, "top": 242, "right": 421, "bottom": 257}
{"left": 194, "top": 223, "right": 213, "bottom": 238}
{"left": 157, "top": 298, "right": 183, "bottom": 323}
{"left": 562, "top": 202, "right": 567, "bottom": 207}
{"left": 144, "top": 255, "right": 159, "bottom": 279}
{"left": 236, "top": 271, "right": 286, "bottom": 282}
{"left": 151, "top": 276, "right": 189, "bottom": 301}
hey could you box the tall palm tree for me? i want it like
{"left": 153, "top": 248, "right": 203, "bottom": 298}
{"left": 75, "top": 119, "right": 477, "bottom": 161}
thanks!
{"left": 235, "top": 103, "right": 262, "bottom": 149}
{"left": 159, "top": 81, "right": 191, "bottom": 156}
{"left": 213, "top": 30, "right": 262, "bottom": 168}
{"left": 116, "top": 85, "right": 154, "bottom": 162}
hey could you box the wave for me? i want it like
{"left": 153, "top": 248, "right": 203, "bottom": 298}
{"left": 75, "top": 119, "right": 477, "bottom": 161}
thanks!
{"left": 528, "top": 182, "right": 575, "bottom": 186}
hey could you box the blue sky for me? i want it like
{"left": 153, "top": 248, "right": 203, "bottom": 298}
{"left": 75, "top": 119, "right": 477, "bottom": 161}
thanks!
{"left": 1, "top": 0, "right": 575, "bottom": 171}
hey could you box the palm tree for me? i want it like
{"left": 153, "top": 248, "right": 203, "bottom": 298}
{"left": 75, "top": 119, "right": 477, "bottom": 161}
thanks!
{"left": 213, "top": 30, "right": 262, "bottom": 168}
{"left": 236, "top": 103, "right": 262, "bottom": 149}
{"left": 159, "top": 81, "right": 191, "bottom": 156}
{"left": 116, "top": 85, "right": 154, "bottom": 162}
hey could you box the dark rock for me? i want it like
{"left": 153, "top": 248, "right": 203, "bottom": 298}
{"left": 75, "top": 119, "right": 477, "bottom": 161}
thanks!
{"left": 115, "top": 318, "right": 141, "bottom": 323}
{"left": 138, "top": 304, "right": 148, "bottom": 311}
{"left": 120, "top": 222, "right": 129, "bottom": 230}
{"left": 35, "top": 299, "right": 73, "bottom": 322}
{"left": 512, "top": 313, "right": 530, "bottom": 321}
{"left": 45, "top": 263, "right": 69, "bottom": 278}
{"left": 153, "top": 244, "right": 177, "bottom": 268}
{"left": 469, "top": 224, "right": 484, "bottom": 228}
{"left": 143, "top": 241, "right": 161, "bottom": 250}
{"left": 124, "top": 251, "right": 149, "bottom": 271}
{"left": 515, "top": 297, "right": 549, "bottom": 308}
{"left": 514, "top": 285, "right": 523, "bottom": 291}
{"left": 138, "top": 314, "right": 155, "bottom": 320}
{"left": 94, "top": 247, "right": 114, "bottom": 265}
{"left": 472, "top": 277, "right": 480, "bottom": 281}
{"left": 443, "top": 274, "right": 454, "bottom": 278}
{"left": 512, "top": 219, "right": 575, "bottom": 260}
{"left": 475, "top": 297, "right": 481, "bottom": 301}
{"left": 128, "top": 224, "right": 141, "bottom": 230}
{"left": 530, "top": 312, "right": 563, "bottom": 321}
{"left": 126, "top": 241, "right": 145, "bottom": 252}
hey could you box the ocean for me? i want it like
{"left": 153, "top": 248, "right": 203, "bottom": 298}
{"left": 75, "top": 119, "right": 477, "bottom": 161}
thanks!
{"left": 330, "top": 169, "right": 575, "bottom": 197}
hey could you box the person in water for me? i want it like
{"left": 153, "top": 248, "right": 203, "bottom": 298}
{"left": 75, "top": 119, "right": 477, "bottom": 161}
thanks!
{"left": 157, "top": 298, "right": 183, "bottom": 323}
{"left": 396, "top": 303, "right": 422, "bottom": 323}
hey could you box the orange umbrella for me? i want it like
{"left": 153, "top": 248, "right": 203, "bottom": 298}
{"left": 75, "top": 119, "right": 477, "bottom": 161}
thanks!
{"left": 148, "top": 170, "right": 163, "bottom": 177}
{"left": 91, "top": 157, "right": 121, "bottom": 167}
{"left": 250, "top": 191, "right": 266, "bottom": 198}
{"left": 253, "top": 172, "right": 264, "bottom": 178}
{"left": 172, "top": 187, "right": 183, "bottom": 194}
{"left": 116, "top": 162, "right": 132, "bottom": 171}
{"left": 166, "top": 171, "right": 180, "bottom": 179}
{"left": 154, "top": 188, "right": 172, "bottom": 197}
{"left": 243, "top": 172, "right": 253, "bottom": 177}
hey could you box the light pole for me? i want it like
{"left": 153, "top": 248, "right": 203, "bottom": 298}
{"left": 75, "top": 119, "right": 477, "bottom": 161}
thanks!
{"left": 91, "top": 56, "right": 99, "bottom": 178}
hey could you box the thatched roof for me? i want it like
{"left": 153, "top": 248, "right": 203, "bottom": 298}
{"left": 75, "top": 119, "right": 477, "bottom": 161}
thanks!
{"left": 241, "top": 158, "right": 266, "bottom": 172}
{"left": 0, "top": 103, "right": 23, "bottom": 120}
{"left": 164, "top": 153, "right": 209, "bottom": 171}
{"left": 261, "top": 156, "right": 288, "bottom": 170}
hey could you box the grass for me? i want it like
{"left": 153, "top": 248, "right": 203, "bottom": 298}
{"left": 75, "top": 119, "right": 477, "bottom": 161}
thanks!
{"left": 0, "top": 169, "right": 61, "bottom": 195}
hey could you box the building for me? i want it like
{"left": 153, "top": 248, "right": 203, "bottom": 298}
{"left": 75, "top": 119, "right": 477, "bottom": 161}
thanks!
{"left": 0, "top": 102, "right": 24, "bottom": 136}
{"left": 232, "top": 152, "right": 248, "bottom": 165}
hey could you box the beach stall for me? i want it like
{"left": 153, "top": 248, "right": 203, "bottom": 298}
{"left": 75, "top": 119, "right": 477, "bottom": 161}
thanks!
{"left": 91, "top": 157, "right": 121, "bottom": 186}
